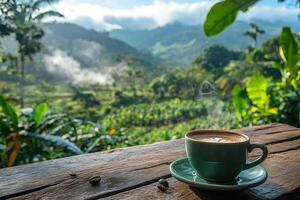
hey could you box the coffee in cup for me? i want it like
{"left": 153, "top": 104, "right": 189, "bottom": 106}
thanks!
{"left": 191, "top": 133, "right": 246, "bottom": 143}
{"left": 185, "top": 130, "right": 268, "bottom": 182}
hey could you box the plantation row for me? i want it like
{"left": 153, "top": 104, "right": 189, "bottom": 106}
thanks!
{"left": 104, "top": 112, "right": 236, "bottom": 148}
{"left": 106, "top": 99, "right": 207, "bottom": 127}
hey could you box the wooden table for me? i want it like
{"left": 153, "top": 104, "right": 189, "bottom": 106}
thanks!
{"left": 0, "top": 124, "right": 299, "bottom": 200}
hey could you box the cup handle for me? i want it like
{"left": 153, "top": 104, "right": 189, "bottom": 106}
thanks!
{"left": 244, "top": 143, "right": 268, "bottom": 169}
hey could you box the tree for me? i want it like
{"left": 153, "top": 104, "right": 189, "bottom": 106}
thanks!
{"left": 150, "top": 76, "right": 168, "bottom": 99}
{"left": 122, "top": 68, "right": 144, "bottom": 96}
{"left": 249, "top": 37, "right": 281, "bottom": 63}
{"left": 243, "top": 23, "right": 265, "bottom": 50}
{"left": 7, "top": 0, "right": 63, "bottom": 107}
{"left": 193, "top": 45, "right": 241, "bottom": 78}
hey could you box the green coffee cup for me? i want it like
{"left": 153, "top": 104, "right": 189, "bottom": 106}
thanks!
{"left": 185, "top": 130, "right": 268, "bottom": 182}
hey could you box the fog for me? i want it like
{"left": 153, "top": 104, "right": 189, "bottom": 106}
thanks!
{"left": 44, "top": 49, "right": 127, "bottom": 84}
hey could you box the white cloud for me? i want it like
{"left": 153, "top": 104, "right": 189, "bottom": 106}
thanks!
{"left": 49, "top": 0, "right": 299, "bottom": 31}
{"left": 239, "top": 6, "right": 299, "bottom": 25}
{"left": 50, "top": 0, "right": 214, "bottom": 30}
{"left": 44, "top": 49, "right": 127, "bottom": 84}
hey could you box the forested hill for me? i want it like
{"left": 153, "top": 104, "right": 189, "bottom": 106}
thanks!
{"left": 42, "top": 23, "right": 163, "bottom": 70}
{"left": 6, "top": 22, "right": 166, "bottom": 84}
{"left": 111, "top": 20, "right": 300, "bottom": 66}
{"left": 44, "top": 23, "right": 137, "bottom": 55}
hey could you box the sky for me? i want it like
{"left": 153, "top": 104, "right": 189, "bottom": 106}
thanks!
{"left": 47, "top": 0, "right": 299, "bottom": 31}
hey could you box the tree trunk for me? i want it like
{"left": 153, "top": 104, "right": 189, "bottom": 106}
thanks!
{"left": 19, "top": 55, "right": 25, "bottom": 108}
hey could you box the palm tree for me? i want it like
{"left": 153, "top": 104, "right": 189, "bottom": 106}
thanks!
{"left": 123, "top": 68, "right": 144, "bottom": 97}
{"left": 243, "top": 23, "right": 265, "bottom": 49}
{"left": 10, "top": 0, "right": 63, "bottom": 107}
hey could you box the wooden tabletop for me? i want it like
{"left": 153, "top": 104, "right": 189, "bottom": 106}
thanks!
{"left": 0, "top": 123, "right": 299, "bottom": 200}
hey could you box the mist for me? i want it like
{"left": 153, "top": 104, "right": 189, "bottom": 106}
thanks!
{"left": 43, "top": 49, "right": 127, "bottom": 84}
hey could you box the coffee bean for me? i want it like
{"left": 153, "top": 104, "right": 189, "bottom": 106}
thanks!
{"left": 89, "top": 176, "right": 101, "bottom": 186}
{"left": 157, "top": 183, "right": 166, "bottom": 192}
{"left": 69, "top": 172, "right": 77, "bottom": 178}
{"left": 158, "top": 179, "right": 169, "bottom": 187}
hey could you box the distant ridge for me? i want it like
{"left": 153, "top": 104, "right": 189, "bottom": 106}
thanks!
{"left": 111, "top": 20, "right": 300, "bottom": 66}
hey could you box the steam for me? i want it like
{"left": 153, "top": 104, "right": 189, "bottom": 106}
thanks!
{"left": 193, "top": 80, "right": 234, "bottom": 129}
{"left": 44, "top": 49, "right": 127, "bottom": 84}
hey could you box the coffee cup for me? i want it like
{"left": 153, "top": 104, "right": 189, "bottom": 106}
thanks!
{"left": 185, "top": 130, "right": 268, "bottom": 182}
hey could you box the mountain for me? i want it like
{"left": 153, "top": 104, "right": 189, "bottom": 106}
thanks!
{"left": 1, "top": 22, "right": 166, "bottom": 84}
{"left": 42, "top": 23, "right": 162, "bottom": 69}
{"left": 111, "top": 20, "right": 300, "bottom": 66}
{"left": 20, "top": 23, "right": 165, "bottom": 84}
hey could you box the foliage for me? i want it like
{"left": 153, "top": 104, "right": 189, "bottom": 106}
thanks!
{"left": 1, "top": 0, "right": 63, "bottom": 107}
{"left": 149, "top": 67, "right": 212, "bottom": 100}
{"left": 193, "top": 45, "right": 241, "bottom": 78}
{"left": 71, "top": 86, "right": 101, "bottom": 107}
{"left": 117, "top": 112, "right": 236, "bottom": 146}
{"left": 106, "top": 99, "right": 206, "bottom": 127}
{"left": 279, "top": 27, "right": 299, "bottom": 75}
{"left": 232, "top": 85, "right": 249, "bottom": 121}
{"left": 204, "top": 0, "right": 258, "bottom": 36}
{"left": 111, "top": 90, "right": 151, "bottom": 107}
{"left": 249, "top": 37, "right": 282, "bottom": 64}
{"left": 231, "top": 27, "right": 300, "bottom": 126}
{"left": 203, "top": 0, "right": 299, "bottom": 38}
{"left": 243, "top": 23, "right": 265, "bottom": 49}
{"left": 205, "top": 1, "right": 300, "bottom": 127}
{"left": 216, "top": 61, "right": 280, "bottom": 97}
{"left": 0, "top": 95, "right": 83, "bottom": 167}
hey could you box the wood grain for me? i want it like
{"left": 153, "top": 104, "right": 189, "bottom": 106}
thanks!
{"left": 0, "top": 124, "right": 299, "bottom": 200}
{"left": 99, "top": 149, "right": 300, "bottom": 200}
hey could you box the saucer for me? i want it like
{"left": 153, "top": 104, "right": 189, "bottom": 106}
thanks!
{"left": 169, "top": 157, "right": 267, "bottom": 191}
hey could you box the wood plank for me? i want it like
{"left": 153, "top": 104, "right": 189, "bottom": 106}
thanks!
{"left": 1, "top": 140, "right": 185, "bottom": 199}
{"left": 236, "top": 124, "right": 297, "bottom": 135}
{"left": 99, "top": 149, "right": 300, "bottom": 200}
{"left": 6, "top": 139, "right": 300, "bottom": 200}
{"left": 0, "top": 124, "right": 299, "bottom": 200}
{"left": 267, "top": 139, "right": 300, "bottom": 154}
{"left": 253, "top": 130, "right": 300, "bottom": 145}
{"left": 101, "top": 177, "right": 261, "bottom": 200}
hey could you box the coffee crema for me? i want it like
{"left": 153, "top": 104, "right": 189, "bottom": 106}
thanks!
{"left": 191, "top": 133, "right": 246, "bottom": 143}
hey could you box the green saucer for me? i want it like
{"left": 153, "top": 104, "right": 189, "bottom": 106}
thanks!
{"left": 170, "top": 157, "right": 267, "bottom": 191}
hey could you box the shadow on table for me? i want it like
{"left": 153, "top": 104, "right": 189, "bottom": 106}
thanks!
{"left": 188, "top": 180, "right": 293, "bottom": 200}
{"left": 189, "top": 187, "right": 260, "bottom": 200}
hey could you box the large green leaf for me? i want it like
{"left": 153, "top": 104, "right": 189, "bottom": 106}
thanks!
{"left": 0, "top": 96, "right": 18, "bottom": 129}
{"left": 27, "top": 132, "right": 82, "bottom": 155}
{"left": 204, "top": 0, "right": 258, "bottom": 37}
{"left": 279, "top": 27, "right": 299, "bottom": 73}
{"left": 33, "top": 103, "right": 49, "bottom": 127}
{"left": 232, "top": 85, "right": 249, "bottom": 119}
{"left": 48, "top": 123, "right": 70, "bottom": 135}
{"left": 246, "top": 76, "right": 269, "bottom": 109}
